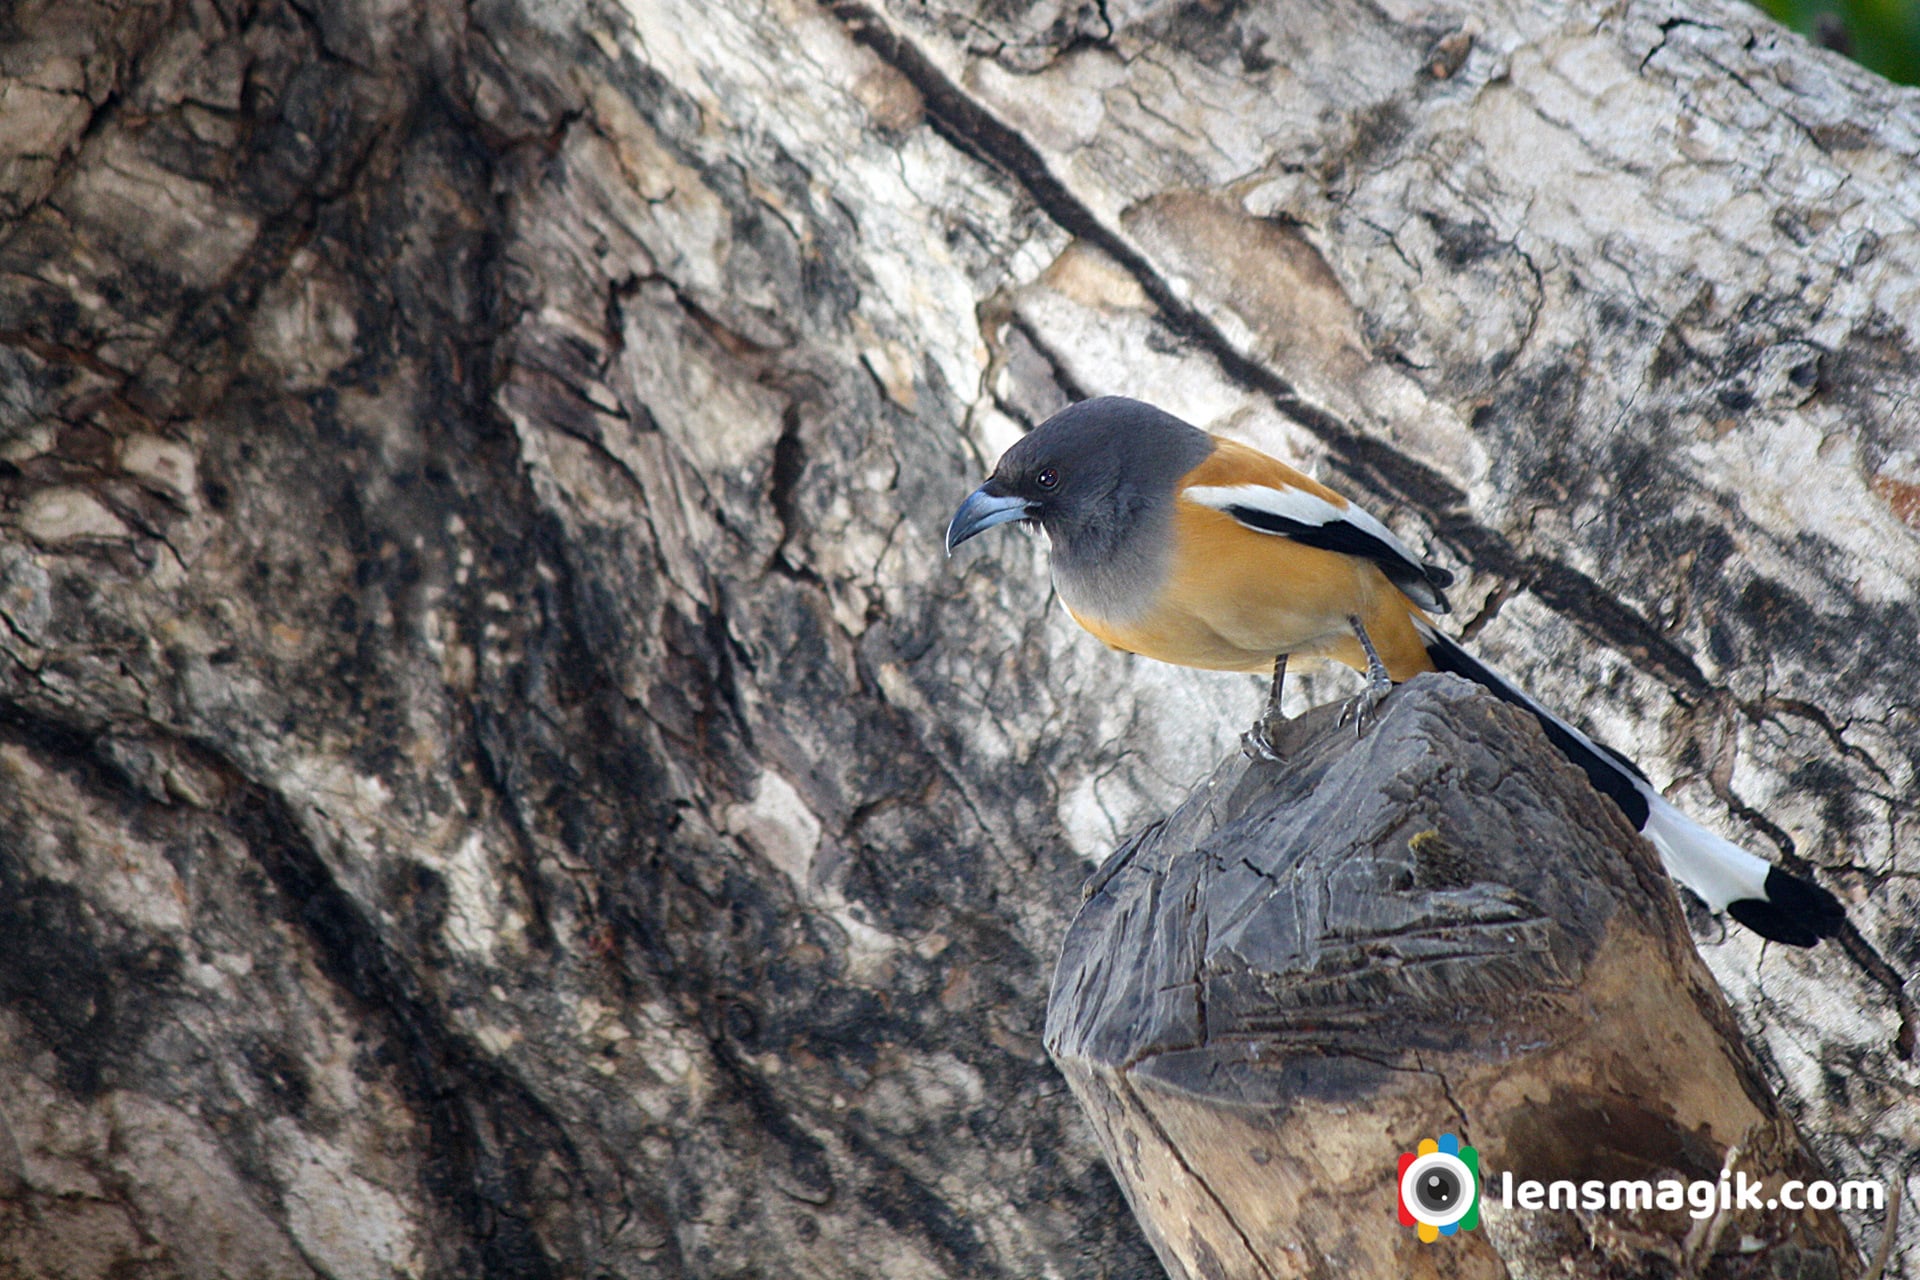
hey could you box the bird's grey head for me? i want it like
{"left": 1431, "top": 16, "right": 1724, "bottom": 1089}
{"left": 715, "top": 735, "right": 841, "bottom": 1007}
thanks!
{"left": 946, "top": 397, "right": 1213, "bottom": 611}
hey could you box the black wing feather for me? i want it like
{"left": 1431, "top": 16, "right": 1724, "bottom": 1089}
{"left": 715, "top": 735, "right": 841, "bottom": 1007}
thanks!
{"left": 1222, "top": 503, "right": 1454, "bottom": 613}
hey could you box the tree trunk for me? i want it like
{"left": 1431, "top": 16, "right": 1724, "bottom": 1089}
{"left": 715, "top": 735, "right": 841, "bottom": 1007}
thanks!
{"left": 0, "top": 0, "right": 1912, "bottom": 1277}
{"left": 1048, "top": 678, "right": 1859, "bottom": 1279}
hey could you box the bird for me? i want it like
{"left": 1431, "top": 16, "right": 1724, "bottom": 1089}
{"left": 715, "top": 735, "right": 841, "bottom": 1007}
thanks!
{"left": 946, "top": 395, "right": 1846, "bottom": 947}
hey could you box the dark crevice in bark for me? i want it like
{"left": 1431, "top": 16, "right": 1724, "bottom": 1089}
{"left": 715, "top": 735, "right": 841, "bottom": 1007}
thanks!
{"left": 226, "top": 774, "right": 577, "bottom": 1280}
{"left": 841, "top": 1122, "right": 998, "bottom": 1275}
{"left": 535, "top": 505, "right": 1027, "bottom": 1276}
{"left": 768, "top": 401, "right": 824, "bottom": 582}
{"left": 0, "top": 705, "right": 182, "bottom": 1100}
{"left": 0, "top": 696, "right": 581, "bottom": 1277}
{"left": 1004, "top": 313, "right": 1097, "bottom": 411}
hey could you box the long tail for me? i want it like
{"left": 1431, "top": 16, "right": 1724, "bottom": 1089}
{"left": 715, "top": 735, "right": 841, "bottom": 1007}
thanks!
{"left": 1413, "top": 620, "right": 1845, "bottom": 947}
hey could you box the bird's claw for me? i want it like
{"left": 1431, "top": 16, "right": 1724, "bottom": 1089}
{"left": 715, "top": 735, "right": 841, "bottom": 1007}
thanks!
{"left": 1241, "top": 718, "right": 1286, "bottom": 762}
{"left": 1337, "top": 677, "right": 1392, "bottom": 737}
{"left": 1338, "top": 615, "right": 1393, "bottom": 737}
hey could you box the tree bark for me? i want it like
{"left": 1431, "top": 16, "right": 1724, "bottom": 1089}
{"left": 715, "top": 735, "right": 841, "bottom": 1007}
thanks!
{"left": 0, "top": 0, "right": 1913, "bottom": 1278}
{"left": 1048, "top": 677, "right": 1858, "bottom": 1279}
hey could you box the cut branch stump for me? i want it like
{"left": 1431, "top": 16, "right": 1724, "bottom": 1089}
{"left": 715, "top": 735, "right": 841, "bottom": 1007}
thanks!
{"left": 1046, "top": 676, "right": 1858, "bottom": 1280}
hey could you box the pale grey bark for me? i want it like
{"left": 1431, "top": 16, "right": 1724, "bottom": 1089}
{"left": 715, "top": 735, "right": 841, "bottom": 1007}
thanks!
{"left": 0, "top": 0, "right": 1914, "bottom": 1277}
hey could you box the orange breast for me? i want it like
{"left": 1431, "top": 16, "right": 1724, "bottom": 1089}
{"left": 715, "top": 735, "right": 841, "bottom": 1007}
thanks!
{"left": 1064, "top": 444, "right": 1438, "bottom": 680}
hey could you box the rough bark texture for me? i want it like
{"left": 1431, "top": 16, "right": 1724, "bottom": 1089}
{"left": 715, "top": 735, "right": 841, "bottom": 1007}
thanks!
{"left": 0, "top": 0, "right": 1913, "bottom": 1278}
{"left": 1048, "top": 676, "right": 1857, "bottom": 1280}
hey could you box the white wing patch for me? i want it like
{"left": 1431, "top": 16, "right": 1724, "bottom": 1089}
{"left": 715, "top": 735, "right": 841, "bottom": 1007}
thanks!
{"left": 1184, "top": 482, "right": 1429, "bottom": 576}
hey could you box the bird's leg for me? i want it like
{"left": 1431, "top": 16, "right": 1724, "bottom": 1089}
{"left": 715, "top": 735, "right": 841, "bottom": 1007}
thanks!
{"left": 1263, "top": 650, "right": 1289, "bottom": 723}
{"left": 1241, "top": 652, "right": 1289, "bottom": 762}
{"left": 1337, "top": 615, "right": 1394, "bottom": 736}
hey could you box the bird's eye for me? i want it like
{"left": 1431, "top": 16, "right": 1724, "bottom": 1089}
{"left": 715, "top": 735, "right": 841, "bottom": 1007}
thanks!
{"left": 1036, "top": 467, "right": 1059, "bottom": 490}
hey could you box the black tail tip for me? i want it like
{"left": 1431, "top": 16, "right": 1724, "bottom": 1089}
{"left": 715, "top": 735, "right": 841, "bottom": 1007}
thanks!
{"left": 1725, "top": 868, "right": 1848, "bottom": 947}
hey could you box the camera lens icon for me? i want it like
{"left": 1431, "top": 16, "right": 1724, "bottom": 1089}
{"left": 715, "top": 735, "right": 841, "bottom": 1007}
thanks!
{"left": 1407, "top": 1155, "right": 1468, "bottom": 1219}
{"left": 1396, "top": 1134, "right": 1480, "bottom": 1242}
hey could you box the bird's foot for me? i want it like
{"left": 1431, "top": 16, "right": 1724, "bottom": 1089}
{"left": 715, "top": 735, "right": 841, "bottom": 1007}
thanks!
{"left": 1337, "top": 673, "right": 1392, "bottom": 737}
{"left": 1338, "top": 615, "right": 1394, "bottom": 737}
{"left": 1241, "top": 714, "right": 1287, "bottom": 762}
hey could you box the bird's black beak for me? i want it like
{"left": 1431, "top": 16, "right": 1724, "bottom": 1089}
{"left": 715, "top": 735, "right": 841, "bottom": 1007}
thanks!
{"left": 946, "top": 483, "right": 1033, "bottom": 555}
